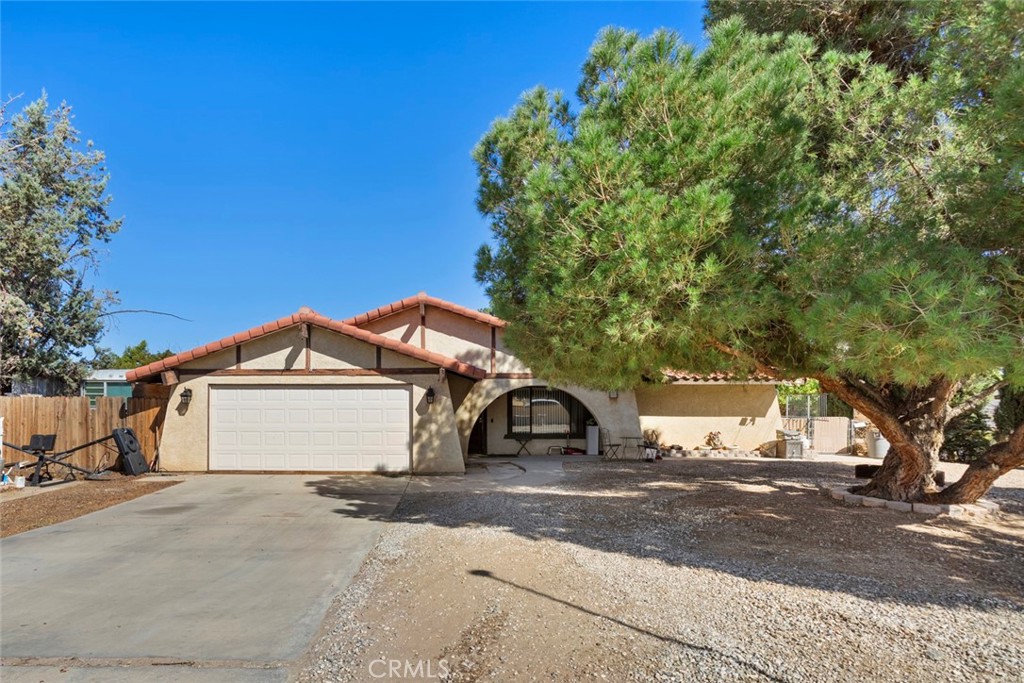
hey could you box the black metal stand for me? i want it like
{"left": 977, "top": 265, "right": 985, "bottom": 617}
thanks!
{"left": 2, "top": 435, "right": 114, "bottom": 486}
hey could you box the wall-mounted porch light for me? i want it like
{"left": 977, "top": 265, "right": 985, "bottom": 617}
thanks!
{"left": 180, "top": 387, "right": 193, "bottom": 406}
{"left": 425, "top": 386, "right": 436, "bottom": 405}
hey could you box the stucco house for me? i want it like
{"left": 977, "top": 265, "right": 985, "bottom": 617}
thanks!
{"left": 127, "top": 293, "right": 783, "bottom": 474}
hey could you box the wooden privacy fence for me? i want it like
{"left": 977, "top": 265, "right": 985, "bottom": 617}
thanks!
{"left": 0, "top": 396, "right": 166, "bottom": 471}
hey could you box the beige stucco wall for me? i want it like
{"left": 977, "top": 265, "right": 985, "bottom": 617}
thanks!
{"left": 240, "top": 327, "right": 304, "bottom": 369}
{"left": 310, "top": 330, "right": 375, "bottom": 369}
{"left": 635, "top": 384, "right": 782, "bottom": 450}
{"left": 380, "top": 348, "right": 434, "bottom": 369}
{"left": 355, "top": 305, "right": 528, "bottom": 374}
{"left": 454, "top": 378, "right": 641, "bottom": 458}
{"left": 158, "top": 327, "right": 465, "bottom": 474}
{"left": 423, "top": 309, "right": 491, "bottom": 369}
{"left": 182, "top": 348, "right": 236, "bottom": 371}
{"left": 494, "top": 336, "right": 529, "bottom": 374}
{"left": 361, "top": 307, "right": 421, "bottom": 345}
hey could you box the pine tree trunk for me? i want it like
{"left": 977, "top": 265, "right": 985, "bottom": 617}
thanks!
{"left": 851, "top": 415, "right": 942, "bottom": 501}
{"left": 934, "top": 422, "right": 1024, "bottom": 504}
{"left": 816, "top": 376, "right": 948, "bottom": 501}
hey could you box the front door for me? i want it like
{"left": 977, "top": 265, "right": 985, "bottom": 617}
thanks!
{"left": 468, "top": 413, "right": 487, "bottom": 455}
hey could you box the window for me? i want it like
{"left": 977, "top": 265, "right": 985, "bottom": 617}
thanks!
{"left": 507, "top": 387, "right": 593, "bottom": 438}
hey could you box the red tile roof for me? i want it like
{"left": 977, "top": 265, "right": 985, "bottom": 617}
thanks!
{"left": 343, "top": 292, "right": 506, "bottom": 329}
{"left": 125, "top": 307, "right": 488, "bottom": 382}
{"left": 662, "top": 369, "right": 779, "bottom": 383}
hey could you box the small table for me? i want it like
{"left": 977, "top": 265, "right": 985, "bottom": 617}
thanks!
{"left": 513, "top": 436, "right": 532, "bottom": 456}
{"left": 621, "top": 436, "right": 644, "bottom": 460}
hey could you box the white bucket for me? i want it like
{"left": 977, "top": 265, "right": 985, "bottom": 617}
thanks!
{"left": 14, "top": 476, "right": 26, "bottom": 489}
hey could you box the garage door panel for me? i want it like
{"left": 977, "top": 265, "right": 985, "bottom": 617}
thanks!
{"left": 239, "top": 432, "right": 261, "bottom": 447}
{"left": 360, "top": 408, "right": 383, "bottom": 424}
{"left": 215, "top": 431, "right": 238, "bottom": 447}
{"left": 288, "top": 431, "right": 310, "bottom": 447}
{"left": 310, "top": 453, "right": 334, "bottom": 469}
{"left": 210, "top": 385, "right": 411, "bottom": 472}
{"left": 335, "top": 430, "right": 358, "bottom": 446}
{"left": 386, "top": 430, "right": 409, "bottom": 447}
{"left": 239, "top": 453, "right": 262, "bottom": 468}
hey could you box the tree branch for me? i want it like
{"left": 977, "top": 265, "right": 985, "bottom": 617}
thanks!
{"left": 815, "top": 375, "right": 917, "bottom": 452}
{"left": 705, "top": 338, "right": 784, "bottom": 379}
{"left": 901, "top": 376, "right": 959, "bottom": 422}
{"left": 99, "top": 309, "right": 192, "bottom": 322}
{"left": 946, "top": 379, "right": 1008, "bottom": 423}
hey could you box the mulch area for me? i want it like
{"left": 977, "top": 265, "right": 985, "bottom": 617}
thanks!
{"left": 0, "top": 475, "right": 180, "bottom": 538}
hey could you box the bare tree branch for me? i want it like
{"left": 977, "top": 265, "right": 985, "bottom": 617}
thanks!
{"left": 99, "top": 309, "right": 192, "bottom": 322}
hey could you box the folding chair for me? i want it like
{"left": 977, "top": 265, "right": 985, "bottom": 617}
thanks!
{"left": 600, "top": 428, "right": 621, "bottom": 459}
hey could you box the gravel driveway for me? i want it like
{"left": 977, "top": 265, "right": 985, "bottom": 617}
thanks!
{"left": 296, "top": 457, "right": 1024, "bottom": 682}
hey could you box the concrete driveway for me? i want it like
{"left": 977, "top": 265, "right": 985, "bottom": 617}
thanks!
{"left": 0, "top": 474, "right": 405, "bottom": 682}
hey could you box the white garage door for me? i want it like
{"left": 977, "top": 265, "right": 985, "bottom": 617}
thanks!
{"left": 210, "top": 386, "right": 411, "bottom": 472}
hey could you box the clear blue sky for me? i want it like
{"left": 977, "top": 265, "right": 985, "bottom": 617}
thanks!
{"left": 3, "top": 1, "right": 707, "bottom": 354}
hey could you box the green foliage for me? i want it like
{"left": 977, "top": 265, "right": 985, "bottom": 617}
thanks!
{"left": 776, "top": 379, "right": 821, "bottom": 402}
{"left": 473, "top": 9, "right": 1024, "bottom": 404}
{"left": 706, "top": 0, "right": 925, "bottom": 79}
{"left": 1, "top": 93, "right": 122, "bottom": 393}
{"left": 995, "top": 385, "right": 1024, "bottom": 440}
{"left": 941, "top": 410, "right": 993, "bottom": 463}
{"left": 92, "top": 340, "right": 173, "bottom": 370}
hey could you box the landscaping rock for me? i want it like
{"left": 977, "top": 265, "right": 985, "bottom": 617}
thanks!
{"left": 861, "top": 496, "right": 887, "bottom": 508}
{"left": 912, "top": 503, "right": 943, "bottom": 515}
{"left": 831, "top": 486, "right": 849, "bottom": 500}
{"left": 885, "top": 500, "right": 913, "bottom": 512}
{"left": 843, "top": 493, "right": 865, "bottom": 506}
{"left": 959, "top": 503, "right": 992, "bottom": 519}
{"left": 976, "top": 499, "right": 1001, "bottom": 513}
{"left": 939, "top": 504, "right": 965, "bottom": 519}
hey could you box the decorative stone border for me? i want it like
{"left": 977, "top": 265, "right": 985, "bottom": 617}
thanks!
{"left": 669, "top": 449, "right": 763, "bottom": 458}
{"left": 821, "top": 485, "right": 1000, "bottom": 519}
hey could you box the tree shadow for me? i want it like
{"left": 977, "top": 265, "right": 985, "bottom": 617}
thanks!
{"left": 467, "top": 568, "right": 787, "bottom": 683}
{"left": 306, "top": 456, "right": 1024, "bottom": 611}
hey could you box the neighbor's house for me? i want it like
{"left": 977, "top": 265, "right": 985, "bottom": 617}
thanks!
{"left": 126, "top": 293, "right": 783, "bottom": 474}
{"left": 82, "top": 369, "right": 132, "bottom": 403}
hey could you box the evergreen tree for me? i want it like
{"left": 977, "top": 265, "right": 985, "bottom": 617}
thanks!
{"left": 1, "top": 94, "right": 122, "bottom": 393}
{"left": 474, "top": 9, "right": 1023, "bottom": 502}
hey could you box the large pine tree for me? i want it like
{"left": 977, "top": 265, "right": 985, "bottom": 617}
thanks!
{"left": 473, "top": 7, "right": 1024, "bottom": 502}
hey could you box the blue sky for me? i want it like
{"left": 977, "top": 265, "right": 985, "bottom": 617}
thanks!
{"left": 3, "top": 1, "right": 706, "bottom": 354}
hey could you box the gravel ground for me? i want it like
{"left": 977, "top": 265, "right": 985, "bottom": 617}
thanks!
{"left": 295, "top": 458, "right": 1024, "bottom": 683}
{"left": 0, "top": 475, "right": 180, "bottom": 537}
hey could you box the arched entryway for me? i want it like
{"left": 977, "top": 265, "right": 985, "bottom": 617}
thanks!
{"left": 455, "top": 378, "right": 640, "bottom": 459}
{"left": 467, "top": 386, "right": 596, "bottom": 456}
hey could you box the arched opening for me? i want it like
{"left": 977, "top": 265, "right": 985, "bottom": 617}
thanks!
{"left": 463, "top": 384, "right": 600, "bottom": 457}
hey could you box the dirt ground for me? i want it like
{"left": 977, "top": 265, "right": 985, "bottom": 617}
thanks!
{"left": 0, "top": 475, "right": 180, "bottom": 538}
{"left": 297, "top": 457, "right": 1024, "bottom": 682}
